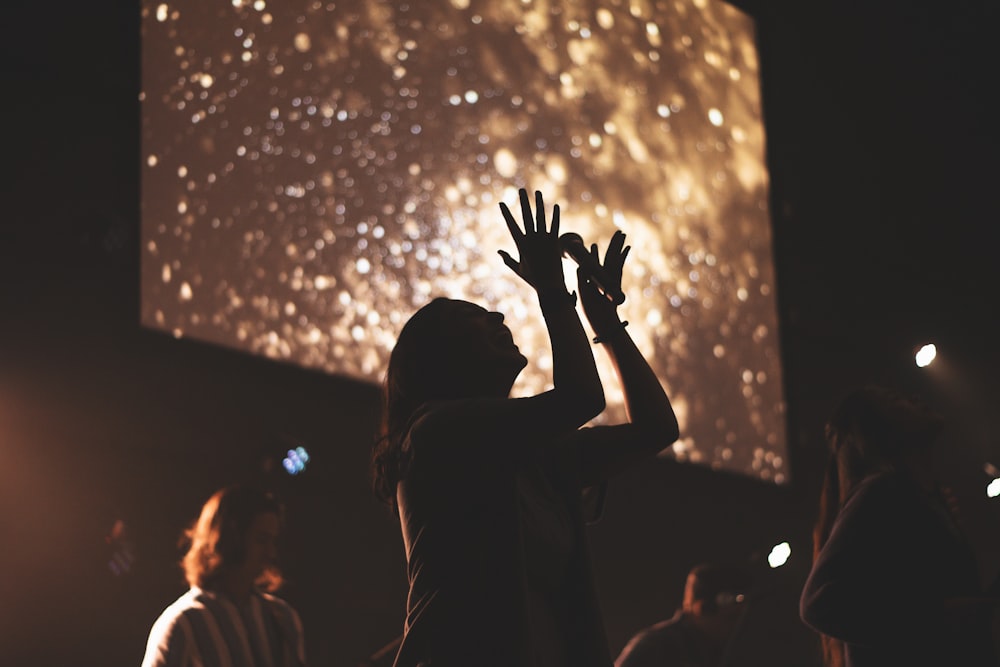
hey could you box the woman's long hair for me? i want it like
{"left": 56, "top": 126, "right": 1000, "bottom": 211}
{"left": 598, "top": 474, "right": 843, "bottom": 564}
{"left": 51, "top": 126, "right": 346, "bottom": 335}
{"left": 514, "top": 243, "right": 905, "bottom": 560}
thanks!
{"left": 812, "top": 386, "right": 943, "bottom": 666}
{"left": 371, "top": 298, "right": 473, "bottom": 508}
{"left": 181, "top": 485, "right": 283, "bottom": 592}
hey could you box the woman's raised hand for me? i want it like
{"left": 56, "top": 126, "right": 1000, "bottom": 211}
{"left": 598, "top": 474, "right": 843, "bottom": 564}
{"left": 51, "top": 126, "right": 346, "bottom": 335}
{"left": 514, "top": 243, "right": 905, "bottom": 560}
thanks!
{"left": 579, "top": 230, "right": 630, "bottom": 338}
{"left": 498, "top": 189, "right": 565, "bottom": 293}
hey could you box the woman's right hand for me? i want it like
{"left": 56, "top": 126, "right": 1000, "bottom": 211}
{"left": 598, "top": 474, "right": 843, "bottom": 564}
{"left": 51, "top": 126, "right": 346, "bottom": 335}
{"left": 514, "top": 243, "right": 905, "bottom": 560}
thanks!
{"left": 578, "top": 230, "right": 630, "bottom": 338}
{"left": 498, "top": 188, "right": 565, "bottom": 292}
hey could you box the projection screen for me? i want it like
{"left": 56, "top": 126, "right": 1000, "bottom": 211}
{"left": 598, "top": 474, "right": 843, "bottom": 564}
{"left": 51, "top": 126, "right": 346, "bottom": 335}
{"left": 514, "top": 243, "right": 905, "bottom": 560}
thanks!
{"left": 141, "top": 0, "right": 787, "bottom": 482}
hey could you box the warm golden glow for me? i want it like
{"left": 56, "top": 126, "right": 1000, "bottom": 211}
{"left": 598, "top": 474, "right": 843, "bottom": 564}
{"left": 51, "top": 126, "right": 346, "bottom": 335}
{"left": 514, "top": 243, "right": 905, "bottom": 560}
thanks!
{"left": 141, "top": 0, "right": 786, "bottom": 481}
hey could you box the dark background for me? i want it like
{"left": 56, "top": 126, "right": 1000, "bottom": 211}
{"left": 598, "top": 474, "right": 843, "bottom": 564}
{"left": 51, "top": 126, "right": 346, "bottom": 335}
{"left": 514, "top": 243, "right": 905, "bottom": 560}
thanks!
{"left": 1, "top": 1, "right": 997, "bottom": 665}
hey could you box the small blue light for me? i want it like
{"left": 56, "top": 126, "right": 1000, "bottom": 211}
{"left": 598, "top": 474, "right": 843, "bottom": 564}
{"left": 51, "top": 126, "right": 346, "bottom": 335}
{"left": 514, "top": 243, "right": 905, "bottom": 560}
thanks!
{"left": 281, "top": 445, "right": 310, "bottom": 475}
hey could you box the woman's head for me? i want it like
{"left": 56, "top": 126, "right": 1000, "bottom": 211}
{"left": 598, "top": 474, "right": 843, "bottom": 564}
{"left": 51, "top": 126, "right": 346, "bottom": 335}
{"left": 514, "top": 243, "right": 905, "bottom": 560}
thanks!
{"left": 384, "top": 298, "right": 526, "bottom": 419}
{"left": 814, "top": 386, "right": 944, "bottom": 551}
{"left": 394, "top": 298, "right": 525, "bottom": 390}
{"left": 181, "top": 485, "right": 283, "bottom": 593}
{"left": 372, "top": 298, "right": 526, "bottom": 505}
{"left": 825, "top": 385, "right": 944, "bottom": 487}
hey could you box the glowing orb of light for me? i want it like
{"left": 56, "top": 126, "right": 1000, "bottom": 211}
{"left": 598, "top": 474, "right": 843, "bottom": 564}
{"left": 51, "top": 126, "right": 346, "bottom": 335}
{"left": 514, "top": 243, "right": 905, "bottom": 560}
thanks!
{"left": 987, "top": 477, "right": 1000, "bottom": 499}
{"left": 915, "top": 343, "right": 937, "bottom": 368}
{"left": 767, "top": 541, "right": 791, "bottom": 568}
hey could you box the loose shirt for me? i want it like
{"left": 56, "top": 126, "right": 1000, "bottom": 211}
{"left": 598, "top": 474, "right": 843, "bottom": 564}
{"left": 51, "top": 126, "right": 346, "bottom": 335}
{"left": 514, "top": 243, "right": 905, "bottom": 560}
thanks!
{"left": 141, "top": 588, "right": 305, "bottom": 667}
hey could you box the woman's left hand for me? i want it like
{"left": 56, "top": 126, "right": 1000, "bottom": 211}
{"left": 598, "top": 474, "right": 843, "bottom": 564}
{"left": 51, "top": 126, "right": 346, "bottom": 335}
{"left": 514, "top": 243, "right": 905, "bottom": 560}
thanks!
{"left": 579, "top": 230, "right": 630, "bottom": 337}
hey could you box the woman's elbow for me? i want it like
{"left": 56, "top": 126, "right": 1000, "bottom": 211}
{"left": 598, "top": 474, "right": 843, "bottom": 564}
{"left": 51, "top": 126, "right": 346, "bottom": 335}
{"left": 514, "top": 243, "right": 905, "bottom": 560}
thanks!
{"left": 636, "top": 411, "right": 679, "bottom": 445}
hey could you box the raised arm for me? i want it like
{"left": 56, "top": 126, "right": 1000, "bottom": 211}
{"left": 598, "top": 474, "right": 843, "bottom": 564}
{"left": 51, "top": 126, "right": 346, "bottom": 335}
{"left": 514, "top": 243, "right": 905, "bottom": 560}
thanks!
{"left": 568, "top": 231, "right": 679, "bottom": 485}
{"left": 410, "top": 190, "right": 604, "bottom": 456}
{"left": 500, "top": 189, "right": 606, "bottom": 426}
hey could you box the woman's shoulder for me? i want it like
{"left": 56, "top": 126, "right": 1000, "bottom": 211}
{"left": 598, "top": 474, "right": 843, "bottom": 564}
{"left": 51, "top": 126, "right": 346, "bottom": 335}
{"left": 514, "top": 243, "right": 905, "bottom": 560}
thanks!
{"left": 159, "top": 588, "right": 203, "bottom": 618}
{"left": 839, "top": 471, "right": 924, "bottom": 529}
{"left": 403, "top": 398, "right": 533, "bottom": 475}
{"left": 405, "top": 398, "right": 498, "bottom": 447}
{"left": 403, "top": 401, "right": 447, "bottom": 444}
{"left": 400, "top": 400, "right": 472, "bottom": 462}
{"left": 256, "top": 591, "right": 303, "bottom": 626}
{"left": 257, "top": 590, "right": 297, "bottom": 611}
{"left": 145, "top": 589, "right": 204, "bottom": 639}
{"left": 848, "top": 470, "right": 912, "bottom": 504}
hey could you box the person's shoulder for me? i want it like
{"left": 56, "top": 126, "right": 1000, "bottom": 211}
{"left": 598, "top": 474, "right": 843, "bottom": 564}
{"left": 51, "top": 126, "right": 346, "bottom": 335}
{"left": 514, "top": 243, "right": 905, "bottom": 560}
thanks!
{"left": 405, "top": 399, "right": 485, "bottom": 453}
{"left": 257, "top": 592, "right": 303, "bottom": 624}
{"left": 257, "top": 592, "right": 307, "bottom": 663}
{"left": 258, "top": 591, "right": 296, "bottom": 611}
{"left": 616, "top": 614, "right": 685, "bottom": 666}
{"left": 835, "top": 471, "right": 924, "bottom": 535}
{"left": 399, "top": 401, "right": 445, "bottom": 458}
{"left": 845, "top": 471, "right": 912, "bottom": 509}
{"left": 153, "top": 589, "right": 203, "bottom": 623}
{"left": 637, "top": 614, "right": 686, "bottom": 643}
{"left": 405, "top": 401, "right": 445, "bottom": 439}
{"left": 143, "top": 589, "right": 201, "bottom": 665}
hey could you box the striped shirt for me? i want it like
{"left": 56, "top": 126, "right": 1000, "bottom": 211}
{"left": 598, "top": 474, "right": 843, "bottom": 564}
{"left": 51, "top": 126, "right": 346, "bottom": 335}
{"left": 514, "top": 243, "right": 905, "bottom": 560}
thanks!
{"left": 141, "top": 588, "right": 306, "bottom": 667}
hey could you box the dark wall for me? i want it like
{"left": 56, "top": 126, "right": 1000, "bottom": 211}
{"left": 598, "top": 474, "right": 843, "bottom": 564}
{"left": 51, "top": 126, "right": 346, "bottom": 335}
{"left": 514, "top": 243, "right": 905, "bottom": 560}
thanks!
{"left": 2, "top": 1, "right": 998, "bottom": 666}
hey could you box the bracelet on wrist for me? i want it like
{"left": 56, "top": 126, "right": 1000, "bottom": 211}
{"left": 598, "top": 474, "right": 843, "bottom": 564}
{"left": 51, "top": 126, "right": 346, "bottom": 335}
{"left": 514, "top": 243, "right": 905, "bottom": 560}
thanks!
{"left": 593, "top": 320, "right": 629, "bottom": 344}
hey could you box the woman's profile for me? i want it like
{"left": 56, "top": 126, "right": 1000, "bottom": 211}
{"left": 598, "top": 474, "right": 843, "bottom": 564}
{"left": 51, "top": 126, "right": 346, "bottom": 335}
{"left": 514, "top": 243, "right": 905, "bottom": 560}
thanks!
{"left": 372, "top": 188, "right": 680, "bottom": 667}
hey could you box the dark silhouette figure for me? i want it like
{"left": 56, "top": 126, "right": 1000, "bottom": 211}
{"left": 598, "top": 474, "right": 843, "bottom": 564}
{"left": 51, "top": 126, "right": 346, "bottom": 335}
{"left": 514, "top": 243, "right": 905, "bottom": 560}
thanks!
{"left": 615, "top": 563, "right": 753, "bottom": 667}
{"left": 800, "top": 386, "right": 998, "bottom": 666}
{"left": 141, "top": 485, "right": 306, "bottom": 667}
{"left": 371, "top": 189, "right": 679, "bottom": 667}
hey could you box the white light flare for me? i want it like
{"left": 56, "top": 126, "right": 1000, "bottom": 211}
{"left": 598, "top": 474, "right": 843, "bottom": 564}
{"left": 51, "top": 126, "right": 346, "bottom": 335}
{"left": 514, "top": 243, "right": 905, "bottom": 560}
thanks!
{"left": 987, "top": 478, "right": 1000, "bottom": 499}
{"left": 767, "top": 541, "right": 791, "bottom": 568}
{"left": 915, "top": 343, "right": 936, "bottom": 368}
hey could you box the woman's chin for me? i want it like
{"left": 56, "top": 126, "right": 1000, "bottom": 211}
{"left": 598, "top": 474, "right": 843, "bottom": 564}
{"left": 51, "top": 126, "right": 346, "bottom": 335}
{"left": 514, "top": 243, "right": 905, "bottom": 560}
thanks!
{"left": 506, "top": 350, "right": 528, "bottom": 371}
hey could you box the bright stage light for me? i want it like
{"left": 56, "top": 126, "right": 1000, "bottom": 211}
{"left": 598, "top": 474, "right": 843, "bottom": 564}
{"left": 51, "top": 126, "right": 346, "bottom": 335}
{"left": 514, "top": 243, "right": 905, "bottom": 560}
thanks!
{"left": 915, "top": 343, "right": 937, "bottom": 368}
{"left": 767, "top": 541, "right": 791, "bottom": 568}
{"left": 987, "top": 478, "right": 1000, "bottom": 499}
{"left": 140, "top": 0, "right": 786, "bottom": 482}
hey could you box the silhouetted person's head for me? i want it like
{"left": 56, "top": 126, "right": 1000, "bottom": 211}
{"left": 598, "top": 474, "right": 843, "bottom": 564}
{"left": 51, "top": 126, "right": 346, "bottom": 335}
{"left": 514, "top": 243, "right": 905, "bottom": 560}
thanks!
{"left": 388, "top": 297, "right": 526, "bottom": 402}
{"left": 372, "top": 298, "right": 527, "bottom": 505}
{"left": 825, "top": 385, "right": 944, "bottom": 497}
{"left": 681, "top": 563, "right": 752, "bottom": 642}
{"left": 182, "top": 485, "right": 283, "bottom": 596}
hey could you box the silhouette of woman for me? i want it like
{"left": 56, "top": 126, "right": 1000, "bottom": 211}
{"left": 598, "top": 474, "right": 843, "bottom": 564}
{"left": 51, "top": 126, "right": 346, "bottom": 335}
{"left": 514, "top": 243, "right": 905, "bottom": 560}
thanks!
{"left": 372, "top": 189, "right": 679, "bottom": 667}
{"left": 801, "top": 386, "right": 998, "bottom": 666}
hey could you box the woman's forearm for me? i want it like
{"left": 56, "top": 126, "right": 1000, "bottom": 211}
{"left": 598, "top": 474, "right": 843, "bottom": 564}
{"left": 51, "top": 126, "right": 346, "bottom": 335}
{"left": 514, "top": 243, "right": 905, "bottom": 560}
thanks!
{"left": 600, "top": 331, "right": 678, "bottom": 441}
{"left": 539, "top": 289, "right": 605, "bottom": 420}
